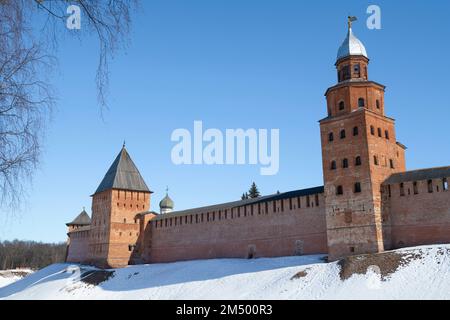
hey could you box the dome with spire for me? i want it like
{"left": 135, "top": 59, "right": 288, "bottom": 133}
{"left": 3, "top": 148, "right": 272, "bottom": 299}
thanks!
{"left": 159, "top": 194, "right": 174, "bottom": 209}
{"left": 159, "top": 187, "right": 174, "bottom": 214}
{"left": 336, "top": 26, "right": 368, "bottom": 61}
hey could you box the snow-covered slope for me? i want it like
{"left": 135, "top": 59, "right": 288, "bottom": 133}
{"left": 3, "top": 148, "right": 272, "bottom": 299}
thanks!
{"left": 0, "top": 245, "right": 449, "bottom": 300}
{"left": 0, "top": 270, "right": 33, "bottom": 289}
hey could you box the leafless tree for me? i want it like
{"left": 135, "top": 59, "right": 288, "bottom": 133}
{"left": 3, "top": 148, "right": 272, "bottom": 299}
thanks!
{"left": 0, "top": 0, "right": 139, "bottom": 211}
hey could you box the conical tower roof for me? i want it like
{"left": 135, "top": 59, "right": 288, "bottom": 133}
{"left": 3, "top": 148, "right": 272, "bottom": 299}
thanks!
{"left": 94, "top": 146, "right": 150, "bottom": 195}
{"left": 66, "top": 208, "right": 91, "bottom": 226}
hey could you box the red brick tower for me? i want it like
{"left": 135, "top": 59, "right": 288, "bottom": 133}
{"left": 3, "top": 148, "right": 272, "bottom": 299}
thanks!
{"left": 320, "top": 18, "right": 406, "bottom": 261}
{"left": 89, "top": 145, "right": 151, "bottom": 268}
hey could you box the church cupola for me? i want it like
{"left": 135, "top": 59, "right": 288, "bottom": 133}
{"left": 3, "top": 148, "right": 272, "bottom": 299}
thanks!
{"left": 159, "top": 187, "right": 174, "bottom": 214}
{"left": 336, "top": 16, "right": 369, "bottom": 82}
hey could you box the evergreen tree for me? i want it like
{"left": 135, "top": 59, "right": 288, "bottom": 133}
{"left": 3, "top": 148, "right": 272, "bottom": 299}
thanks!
{"left": 248, "top": 182, "right": 261, "bottom": 199}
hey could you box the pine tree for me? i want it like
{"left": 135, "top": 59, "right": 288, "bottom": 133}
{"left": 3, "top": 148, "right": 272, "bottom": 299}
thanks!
{"left": 248, "top": 182, "right": 260, "bottom": 199}
{"left": 241, "top": 193, "right": 247, "bottom": 200}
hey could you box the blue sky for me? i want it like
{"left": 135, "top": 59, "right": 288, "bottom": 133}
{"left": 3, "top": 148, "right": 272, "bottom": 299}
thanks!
{"left": 1, "top": 0, "right": 449, "bottom": 242}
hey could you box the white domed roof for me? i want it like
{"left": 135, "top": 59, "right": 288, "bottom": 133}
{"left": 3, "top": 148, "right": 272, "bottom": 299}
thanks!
{"left": 336, "top": 28, "right": 368, "bottom": 61}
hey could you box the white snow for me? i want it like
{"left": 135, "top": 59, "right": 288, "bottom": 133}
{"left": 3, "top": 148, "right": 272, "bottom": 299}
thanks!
{"left": 0, "top": 269, "right": 33, "bottom": 289}
{"left": 0, "top": 244, "right": 449, "bottom": 300}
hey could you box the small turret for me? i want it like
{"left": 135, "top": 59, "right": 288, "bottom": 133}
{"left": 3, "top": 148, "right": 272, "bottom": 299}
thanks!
{"left": 66, "top": 207, "right": 91, "bottom": 232}
{"left": 159, "top": 187, "right": 174, "bottom": 214}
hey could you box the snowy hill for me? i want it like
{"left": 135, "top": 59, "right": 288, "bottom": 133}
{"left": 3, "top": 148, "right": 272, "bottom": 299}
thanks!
{"left": 0, "top": 270, "right": 33, "bottom": 289}
{"left": 0, "top": 245, "right": 449, "bottom": 300}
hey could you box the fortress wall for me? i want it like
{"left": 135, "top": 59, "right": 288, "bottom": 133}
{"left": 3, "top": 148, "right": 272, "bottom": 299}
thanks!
{"left": 66, "top": 229, "right": 90, "bottom": 263}
{"left": 386, "top": 177, "right": 450, "bottom": 249}
{"left": 143, "top": 193, "right": 328, "bottom": 263}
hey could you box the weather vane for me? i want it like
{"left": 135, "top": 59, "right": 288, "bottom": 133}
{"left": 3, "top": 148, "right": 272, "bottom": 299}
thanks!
{"left": 348, "top": 16, "right": 358, "bottom": 29}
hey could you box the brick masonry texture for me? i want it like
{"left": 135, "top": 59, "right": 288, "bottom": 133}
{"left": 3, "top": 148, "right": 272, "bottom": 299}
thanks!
{"left": 65, "top": 29, "right": 450, "bottom": 268}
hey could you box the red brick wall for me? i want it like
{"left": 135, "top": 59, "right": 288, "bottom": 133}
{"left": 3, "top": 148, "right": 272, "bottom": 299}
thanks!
{"left": 141, "top": 193, "right": 327, "bottom": 263}
{"left": 385, "top": 177, "right": 450, "bottom": 249}
{"left": 66, "top": 229, "right": 90, "bottom": 263}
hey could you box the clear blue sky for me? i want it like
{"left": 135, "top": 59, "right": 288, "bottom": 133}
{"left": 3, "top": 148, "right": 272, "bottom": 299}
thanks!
{"left": 1, "top": 1, "right": 449, "bottom": 243}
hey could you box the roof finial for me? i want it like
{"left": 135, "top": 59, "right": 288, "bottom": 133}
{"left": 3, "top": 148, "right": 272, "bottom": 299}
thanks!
{"left": 165, "top": 185, "right": 169, "bottom": 195}
{"left": 123, "top": 140, "right": 126, "bottom": 148}
{"left": 82, "top": 206, "right": 85, "bottom": 211}
{"left": 348, "top": 15, "right": 357, "bottom": 30}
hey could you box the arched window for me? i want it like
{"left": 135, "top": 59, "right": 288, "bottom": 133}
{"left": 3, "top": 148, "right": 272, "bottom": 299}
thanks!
{"left": 377, "top": 128, "right": 382, "bottom": 137}
{"left": 340, "top": 129, "right": 346, "bottom": 139}
{"left": 358, "top": 98, "right": 365, "bottom": 108}
{"left": 374, "top": 155, "right": 379, "bottom": 165}
{"left": 355, "top": 156, "right": 362, "bottom": 166}
{"left": 330, "top": 161, "right": 337, "bottom": 170}
{"left": 376, "top": 99, "right": 380, "bottom": 109}
{"left": 328, "top": 132, "right": 334, "bottom": 142}
{"left": 370, "top": 126, "right": 375, "bottom": 135}
{"left": 342, "top": 158, "right": 349, "bottom": 168}
{"left": 353, "top": 126, "right": 359, "bottom": 136}
{"left": 354, "top": 182, "right": 362, "bottom": 193}
{"left": 336, "top": 185, "right": 343, "bottom": 195}
{"left": 339, "top": 101, "right": 345, "bottom": 111}
{"left": 385, "top": 130, "right": 390, "bottom": 139}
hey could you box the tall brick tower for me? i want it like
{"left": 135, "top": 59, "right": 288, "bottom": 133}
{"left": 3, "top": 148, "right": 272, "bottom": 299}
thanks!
{"left": 89, "top": 145, "right": 151, "bottom": 268}
{"left": 320, "top": 18, "right": 406, "bottom": 261}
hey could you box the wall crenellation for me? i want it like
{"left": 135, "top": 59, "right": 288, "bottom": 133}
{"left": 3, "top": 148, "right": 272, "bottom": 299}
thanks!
{"left": 65, "top": 23, "right": 450, "bottom": 268}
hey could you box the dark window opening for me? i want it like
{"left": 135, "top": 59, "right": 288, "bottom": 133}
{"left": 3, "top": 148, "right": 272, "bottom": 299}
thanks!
{"left": 340, "top": 129, "right": 346, "bottom": 139}
{"left": 385, "top": 130, "right": 390, "bottom": 139}
{"left": 370, "top": 126, "right": 375, "bottom": 135}
{"left": 306, "top": 196, "right": 311, "bottom": 207}
{"left": 353, "top": 64, "right": 360, "bottom": 77}
{"left": 355, "top": 156, "right": 362, "bottom": 166}
{"left": 358, "top": 98, "right": 365, "bottom": 108}
{"left": 342, "top": 158, "right": 349, "bottom": 168}
{"left": 289, "top": 198, "right": 292, "bottom": 210}
{"left": 388, "top": 185, "right": 391, "bottom": 198}
{"left": 353, "top": 126, "right": 359, "bottom": 136}
{"left": 331, "top": 161, "right": 337, "bottom": 170}
{"left": 374, "top": 156, "right": 379, "bottom": 165}
{"left": 377, "top": 128, "right": 382, "bottom": 137}
{"left": 328, "top": 132, "right": 334, "bottom": 142}
{"left": 339, "top": 101, "right": 345, "bottom": 110}
{"left": 376, "top": 99, "right": 380, "bottom": 109}
{"left": 342, "top": 65, "right": 350, "bottom": 80}
{"left": 413, "top": 181, "right": 418, "bottom": 195}
{"left": 315, "top": 194, "right": 319, "bottom": 206}
{"left": 350, "top": 246, "right": 355, "bottom": 253}
{"left": 400, "top": 183, "right": 405, "bottom": 196}
{"left": 336, "top": 185, "right": 343, "bottom": 195}
{"left": 428, "top": 180, "right": 433, "bottom": 193}
{"left": 390, "top": 159, "right": 395, "bottom": 169}
{"left": 354, "top": 182, "right": 362, "bottom": 193}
